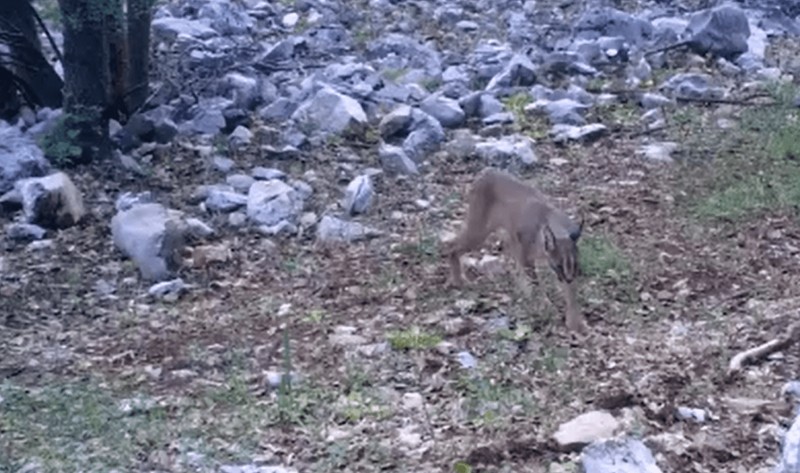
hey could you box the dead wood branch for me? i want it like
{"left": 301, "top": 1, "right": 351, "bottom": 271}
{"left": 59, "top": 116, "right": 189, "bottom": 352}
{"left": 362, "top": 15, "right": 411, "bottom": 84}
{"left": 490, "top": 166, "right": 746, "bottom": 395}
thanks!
{"left": 727, "top": 323, "right": 800, "bottom": 379}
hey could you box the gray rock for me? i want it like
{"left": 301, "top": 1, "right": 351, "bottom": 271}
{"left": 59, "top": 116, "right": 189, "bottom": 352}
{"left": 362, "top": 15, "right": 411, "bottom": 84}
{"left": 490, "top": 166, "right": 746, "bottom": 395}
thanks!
{"left": 316, "top": 215, "right": 382, "bottom": 243}
{"left": 782, "top": 381, "right": 800, "bottom": 402}
{"left": 526, "top": 98, "right": 590, "bottom": 126}
{"left": 6, "top": 222, "right": 46, "bottom": 241}
{"left": 148, "top": 278, "right": 189, "bottom": 299}
{"left": 291, "top": 86, "right": 367, "bottom": 135}
{"left": 184, "top": 218, "right": 215, "bottom": 239}
{"left": 213, "top": 156, "right": 236, "bottom": 173}
{"left": 403, "top": 109, "right": 446, "bottom": 162}
{"left": 205, "top": 187, "right": 248, "bottom": 213}
{"left": 256, "top": 220, "right": 297, "bottom": 236}
{"left": 574, "top": 7, "right": 654, "bottom": 46}
{"left": 640, "top": 93, "right": 673, "bottom": 110}
{"left": 675, "top": 406, "right": 708, "bottom": 423}
{"left": 115, "top": 191, "right": 154, "bottom": 212}
{"left": 582, "top": 437, "right": 663, "bottom": 473}
{"left": 186, "top": 102, "right": 227, "bottom": 135}
{"left": 381, "top": 107, "right": 445, "bottom": 163}
{"left": 366, "top": 33, "right": 442, "bottom": 77}
{"left": 15, "top": 172, "right": 86, "bottom": 229}
{"left": 111, "top": 203, "right": 187, "bottom": 282}
{"left": 0, "top": 124, "right": 50, "bottom": 194}
{"left": 379, "top": 105, "right": 414, "bottom": 139}
{"left": 660, "top": 73, "right": 725, "bottom": 101}
{"left": 221, "top": 72, "right": 269, "bottom": 110}
{"left": 289, "top": 179, "right": 313, "bottom": 200}
{"left": 775, "top": 411, "right": 800, "bottom": 473}
{"left": 485, "top": 53, "right": 537, "bottom": 91}
{"left": 456, "top": 351, "right": 478, "bottom": 369}
{"left": 420, "top": 95, "right": 466, "bottom": 128}
{"left": 228, "top": 125, "right": 253, "bottom": 147}
{"left": 541, "top": 51, "right": 599, "bottom": 77}
{"left": 151, "top": 17, "right": 219, "bottom": 42}
{"left": 251, "top": 167, "right": 286, "bottom": 180}
{"left": 686, "top": 5, "right": 750, "bottom": 60}
{"left": 475, "top": 135, "right": 537, "bottom": 167}
{"left": 478, "top": 94, "right": 506, "bottom": 118}
{"left": 551, "top": 123, "right": 607, "bottom": 144}
{"left": 637, "top": 142, "right": 678, "bottom": 163}
{"left": 246, "top": 179, "right": 305, "bottom": 226}
{"left": 457, "top": 20, "right": 479, "bottom": 32}
{"left": 482, "top": 112, "right": 515, "bottom": 126}
{"left": 119, "top": 108, "right": 165, "bottom": 150}
{"left": 342, "top": 175, "right": 374, "bottom": 215}
{"left": 379, "top": 144, "right": 418, "bottom": 175}
{"left": 259, "top": 98, "right": 298, "bottom": 122}
{"left": 197, "top": 0, "right": 254, "bottom": 36}
{"left": 226, "top": 174, "right": 255, "bottom": 193}
{"left": 553, "top": 411, "right": 620, "bottom": 452}
{"left": 571, "top": 36, "right": 631, "bottom": 66}
{"left": 228, "top": 212, "right": 247, "bottom": 227}
{"left": 265, "top": 371, "right": 299, "bottom": 389}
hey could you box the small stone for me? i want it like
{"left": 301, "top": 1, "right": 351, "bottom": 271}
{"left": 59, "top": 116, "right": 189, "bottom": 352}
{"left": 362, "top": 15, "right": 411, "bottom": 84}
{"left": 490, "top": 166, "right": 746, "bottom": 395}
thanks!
{"left": 212, "top": 156, "right": 236, "bottom": 173}
{"left": 553, "top": 410, "right": 620, "bottom": 452}
{"left": 675, "top": 406, "right": 707, "bottom": 423}
{"left": 456, "top": 351, "right": 478, "bottom": 369}
{"left": 342, "top": 174, "right": 374, "bottom": 215}
{"left": 148, "top": 278, "right": 189, "bottom": 300}
{"left": 282, "top": 12, "right": 299, "bottom": 28}
{"left": 402, "top": 392, "right": 424, "bottom": 410}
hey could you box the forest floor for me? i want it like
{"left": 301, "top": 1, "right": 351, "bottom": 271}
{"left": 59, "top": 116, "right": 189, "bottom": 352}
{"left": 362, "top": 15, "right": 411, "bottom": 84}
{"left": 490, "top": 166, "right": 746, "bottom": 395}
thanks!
{"left": 3, "top": 80, "right": 800, "bottom": 473}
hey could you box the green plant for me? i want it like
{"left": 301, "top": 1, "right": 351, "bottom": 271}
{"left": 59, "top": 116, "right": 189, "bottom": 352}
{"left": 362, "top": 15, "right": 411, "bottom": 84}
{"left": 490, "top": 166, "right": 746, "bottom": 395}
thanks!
{"left": 386, "top": 326, "right": 442, "bottom": 350}
{"left": 39, "top": 115, "right": 82, "bottom": 165}
{"left": 687, "top": 81, "right": 800, "bottom": 221}
{"left": 579, "top": 235, "right": 632, "bottom": 283}
{"left": 382, "top": 67, "right": 408, "bottom": 82}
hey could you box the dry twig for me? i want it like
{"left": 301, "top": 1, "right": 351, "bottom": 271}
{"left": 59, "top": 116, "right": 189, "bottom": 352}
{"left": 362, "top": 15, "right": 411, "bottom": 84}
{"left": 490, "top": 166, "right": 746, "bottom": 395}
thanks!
{"left": 727, "top": 323, "right": 800, "bottom": 378}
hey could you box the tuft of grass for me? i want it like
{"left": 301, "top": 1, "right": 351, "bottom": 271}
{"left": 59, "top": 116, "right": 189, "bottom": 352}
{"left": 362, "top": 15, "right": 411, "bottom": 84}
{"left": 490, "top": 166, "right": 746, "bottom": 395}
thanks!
{"left": 382, "top": 68, "right": 408, "bottom": 82}
{"left": 386, "top": 326, "right": 442, "bottom": 350}
{"left": 502, "top": 91, "right": 550, "bottom": 139}
{"left": 683, "top": 81, "right": 800, "bottom": 221}
{"left": 579, "top": 234, "right": 632, "bottom": 283}
{"left": 0, "top": 379, "right": 172, "bottom": 471}
{"left": 455, "top": 374, "right": 539, "bottom": 427}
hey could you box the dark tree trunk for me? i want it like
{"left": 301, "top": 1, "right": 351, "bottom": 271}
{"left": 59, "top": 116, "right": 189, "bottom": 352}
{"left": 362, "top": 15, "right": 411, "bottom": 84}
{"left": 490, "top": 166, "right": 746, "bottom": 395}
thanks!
{"left": 126, "top": 0, "right": 152, "bottom": 112}
{"left": 56, "top": 0, "right": 111, "bottom": 163}
{"left": 0, "top": 0, "right": 63, "bottom": 108}
{"left": 106, "top": 0, "right": 128, "bottom": 120}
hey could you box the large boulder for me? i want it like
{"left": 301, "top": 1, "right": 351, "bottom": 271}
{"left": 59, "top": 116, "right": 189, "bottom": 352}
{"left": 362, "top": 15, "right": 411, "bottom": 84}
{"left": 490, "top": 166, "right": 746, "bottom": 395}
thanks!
{"left": 111, "top": 203, "right": 187, "bottom": 282}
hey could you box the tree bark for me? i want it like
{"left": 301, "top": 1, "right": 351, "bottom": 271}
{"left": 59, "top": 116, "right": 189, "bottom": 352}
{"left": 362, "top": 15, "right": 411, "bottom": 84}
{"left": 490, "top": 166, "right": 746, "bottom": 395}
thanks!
{"left": 56, "top": 0, "right": 111, "bottom": 163}
{"left": 126, "top": 0, "right": 152, "bottom": 113}
{"left": 0, "top": 0, "right": 63, "bottom": 108}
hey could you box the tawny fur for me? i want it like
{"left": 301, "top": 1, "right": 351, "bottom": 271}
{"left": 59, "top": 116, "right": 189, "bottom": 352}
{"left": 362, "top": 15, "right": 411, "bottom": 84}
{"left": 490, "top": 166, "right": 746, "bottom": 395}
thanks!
{"left": 443, "top": 167, "right": 588, "bottom": 335}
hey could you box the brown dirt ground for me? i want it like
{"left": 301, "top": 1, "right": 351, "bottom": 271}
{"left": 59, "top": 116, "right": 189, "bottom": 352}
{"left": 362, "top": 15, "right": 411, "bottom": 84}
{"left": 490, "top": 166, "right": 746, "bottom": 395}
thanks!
{"left": 2, "top": 120, "right": 800, "bottom": 472}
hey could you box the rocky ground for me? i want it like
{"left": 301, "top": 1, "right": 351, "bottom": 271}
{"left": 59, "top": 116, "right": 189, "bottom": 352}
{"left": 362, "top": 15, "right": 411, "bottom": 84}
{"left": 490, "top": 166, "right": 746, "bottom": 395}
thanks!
{"left": 4, "top": 0, "right": 800, "bottom": 472}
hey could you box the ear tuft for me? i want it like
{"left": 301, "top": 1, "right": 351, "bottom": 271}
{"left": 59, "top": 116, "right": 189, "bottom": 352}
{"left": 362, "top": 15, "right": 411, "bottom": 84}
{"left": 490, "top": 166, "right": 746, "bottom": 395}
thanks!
{"left": 543, "top": 225, "right": 556, "bottom": 251}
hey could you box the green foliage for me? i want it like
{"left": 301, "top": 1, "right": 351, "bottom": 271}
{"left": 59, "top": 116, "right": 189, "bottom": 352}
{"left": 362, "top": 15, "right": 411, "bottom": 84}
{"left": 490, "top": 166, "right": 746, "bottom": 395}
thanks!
{"left": 454, "top": 461, "right": 473, "bottom": 473}
{"left": 579, "top": 234, "right": 632, "bottom": 283}
{"left": 382, "top": 68, "right": 408, "bottom": 82}
{"left": 386, "top": 326, "right": 442, "bottom": 350}
{"left": 34, "top": 0, "right": 61, "bottom": 23}
{"left": 39, "top": 114, "right": 83, "bottom": 166}
{"left": 456, "top": 374, "right": 539, "bottom": 427}
{"left": 501, "top": 91, "right": 549, "bottom": 139}
{"left": 688, "top": 81, "right": 800, "bottom": 220}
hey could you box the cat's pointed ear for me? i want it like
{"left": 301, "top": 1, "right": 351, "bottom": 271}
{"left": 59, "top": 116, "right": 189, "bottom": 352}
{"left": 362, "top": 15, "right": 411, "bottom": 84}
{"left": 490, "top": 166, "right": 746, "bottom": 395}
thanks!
{"left": 543, "top": 225, "right": 556, "bottom": 251}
